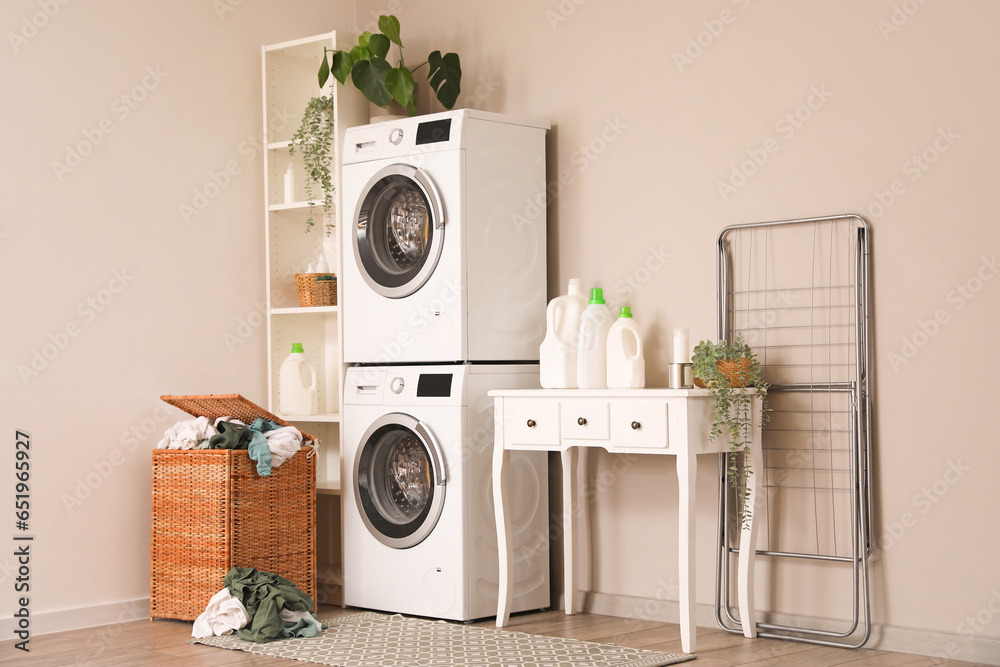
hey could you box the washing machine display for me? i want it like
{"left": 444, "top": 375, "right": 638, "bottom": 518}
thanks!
{"left": 355, "top": 413, "right": 446, "bottom": 549}
{"left": 355, "top": 164, "right": 445, "bottom": 298}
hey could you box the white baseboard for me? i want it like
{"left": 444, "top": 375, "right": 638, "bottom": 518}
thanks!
{"left": 580, "top": 591, "right": 1000, "bottom": 666}
{"left": 0, "top": 597, "right": 151, "bottom": 642}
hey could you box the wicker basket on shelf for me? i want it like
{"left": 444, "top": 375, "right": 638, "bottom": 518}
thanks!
{"left": 150, "top": 394, "right": 318, "bottom": 621}
{"left": 295, "top": 273, "right": 337, "bottom": 307}
{"left": 693, "top": 358, "right": 753, "bottom": 388}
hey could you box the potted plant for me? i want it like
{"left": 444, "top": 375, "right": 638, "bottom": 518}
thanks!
{"left": 317, "top": 15, "right": 462, "bottom": 115}
{"left": 691, "top": 334, "right": 769, "bottom": 529}
{"left": 289, "top": 95, "right": 335, "bottom": 233}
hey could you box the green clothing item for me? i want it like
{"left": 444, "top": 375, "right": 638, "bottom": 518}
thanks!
{"left": 250, "top": 417, "right": 283, "bottom": 433}
{"left": 223, "top": 567, "right": 314, "bottom": 643}
{"left": 279, "top": 609, "right": 326, "bottom": 639}
{"left": 207, "top": 421, "right": 273, "bottom": 476}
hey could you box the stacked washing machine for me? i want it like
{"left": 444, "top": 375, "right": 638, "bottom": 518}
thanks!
{"left": 340, "top": 109, "right": 551, "bottom": 621}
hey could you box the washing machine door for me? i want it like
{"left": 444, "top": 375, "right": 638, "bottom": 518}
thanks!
{"left": 354, "top": 412, "right": 447, "bottom": 549}
{"left": 353, "top": 164, "right": 445, "bottom": 299}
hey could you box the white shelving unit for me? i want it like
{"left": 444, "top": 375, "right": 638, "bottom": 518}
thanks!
{"left": 261, "top": 31, "right": 368, "bottom": 605}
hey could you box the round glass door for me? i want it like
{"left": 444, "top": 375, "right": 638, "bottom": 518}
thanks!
{"left": 353, "top": 164, "right": 445, "bottom": 299}
{"left": 354, "top": 413, "right": 446, "bottom": 549}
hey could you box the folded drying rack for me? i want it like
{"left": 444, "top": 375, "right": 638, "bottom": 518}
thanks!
{"left": 713, "top": 214, "right": 873, "bottom": 648}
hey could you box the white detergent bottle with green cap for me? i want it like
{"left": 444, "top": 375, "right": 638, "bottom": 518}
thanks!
{"left": 607, "top": 307, "right": 646, "bottom": 388}
{"left": 539, "top": 278, "right": 588, "bottom": 388}
{"left": 278, "top": 343, "right": 318, "bottom": 415}
{"left": 576, "top": 287, "right": 613, "bottom": 389}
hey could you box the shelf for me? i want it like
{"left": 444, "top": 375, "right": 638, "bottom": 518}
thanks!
{"left": 271, "top": 306, "right": 339, "bottom": 315}
{"left": 263, "top": 32, "right": 334, "bottom": 55}
{"left": 316, "top": 480, "right": 342, "bottom": 496}
{"left": 269, "top": 201, "right": 315, "bottom": 212}
{"left": 263, "top": 32, "right": 368, "bottom": 588}
{"left": 281, "top": 412, "right": 341, "bottom": 423}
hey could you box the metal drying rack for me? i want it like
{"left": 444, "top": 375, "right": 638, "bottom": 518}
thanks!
{"left": 713, "top": 214, "right": 873, "bottom": 648}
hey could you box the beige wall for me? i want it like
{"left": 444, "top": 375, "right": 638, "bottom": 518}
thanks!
{"left": 3, "top": 0, "right": 998, "bottom": 659}
{"left": 0, "top": 0, "right": 354, "bottom": 633}
{"left": 356, "top": 0, "right": 1000, "bottom": 656}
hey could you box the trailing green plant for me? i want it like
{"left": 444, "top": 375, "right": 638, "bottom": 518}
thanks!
{"left": 288, "top": 95, "right": 335, "bottom": 233}
{"left": 317, "top": 15, "right": 462, "bottom": 115}
{"left": 691, "top": 334, "right": 769, "bottom": 529}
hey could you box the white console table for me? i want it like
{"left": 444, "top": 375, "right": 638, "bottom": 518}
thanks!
{"left": 490, "top": 388, "right": 761, "bottom": 654}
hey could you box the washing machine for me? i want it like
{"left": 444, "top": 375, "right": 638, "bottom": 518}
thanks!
{"left": 340, "top": 109, "right": 550, "bottom": 364}
{"left": 342, "top": 363, "right": 550, "bottom": 621}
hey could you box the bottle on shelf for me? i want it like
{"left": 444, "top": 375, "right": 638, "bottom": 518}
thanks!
{"left": 607, "top": 307, "right": 645, "bottom": 388}
{"left": 539, "top": 278, "right": 588, "bottom": 388}
{"left": 315, "top": 253, "right": 330, "bottom": 273}
{"left": 278, "top": 343, "right": 318, "bottom": 415}
{"left": 283, "top": 164, "right": 295, "bottom": 204}
{"left": 576, "top": 288, "right": 613, "bottom": 389}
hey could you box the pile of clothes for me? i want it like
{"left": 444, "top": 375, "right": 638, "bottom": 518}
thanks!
{"left": 192, "top": 567, "right": 324, "bottom": 642}
{"left": 156, "top": 416, "right": 305, "bottom": 476}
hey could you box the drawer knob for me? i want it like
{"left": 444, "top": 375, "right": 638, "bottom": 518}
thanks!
{"left": 526, "top": 419, "right": 536, "bottom": 428}
{"left": 577, "top": 417, "right": 587, "bottom": 426}
{"left": 631, "top": 421, "right": 641, "bottom": 430}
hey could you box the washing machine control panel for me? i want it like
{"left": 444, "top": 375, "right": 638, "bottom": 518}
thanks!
{"left": 344, "top": 366, "right": 468, "bottom": 406}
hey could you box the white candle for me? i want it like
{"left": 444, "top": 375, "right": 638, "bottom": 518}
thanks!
{"left": 673, "top": 328, "right": 690, "bottom": 363}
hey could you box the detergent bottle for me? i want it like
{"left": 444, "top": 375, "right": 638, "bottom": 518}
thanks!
{"left": 278, "top": 343, "right": 318, "bottom": 415}
{"left": 607, "top": 307, "right": 646, "bottom": 388}
{"left": 315, "top": 253, "right": 330, "bottom": 273}
{"left": 539, "top": 278, "right": 588, "bottom": 388}
{"left": 576, "top": 288, "right": 613, "bottom": 389}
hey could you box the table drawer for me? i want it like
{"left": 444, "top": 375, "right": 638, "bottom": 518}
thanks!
{"left": 503, "top": 399, "right": 560, "bottom": 446}
{"left": 561, "top": 401, "right": 610, "bottom": 440}
{"left": 610, "top": 402, "right": 668, "bottom": 449}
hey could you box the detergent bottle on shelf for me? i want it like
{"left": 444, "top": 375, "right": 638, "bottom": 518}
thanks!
{"left": 315, "top": 253, "right": 330, "bottom": 273}
{"left": 539, "top": 278, "right": 588, "bottom": 388}
{"left": 278, "top": 343, "right": 318, "bottom": 415}
{"left": 576, "top": 288, "right": 613, "bottom": 389}
{"left": 606, "top": 307, "right": 646, "bottom": 388}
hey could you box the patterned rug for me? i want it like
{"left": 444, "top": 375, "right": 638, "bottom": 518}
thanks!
{"left": 190, "top": 611, "right": 696, "bottom": 666}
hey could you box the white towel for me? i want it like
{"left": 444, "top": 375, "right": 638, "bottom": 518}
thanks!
{"left": 156, "top": 417, "right": 218, "bottom": 450}
{"left": 265, "top": 425, "right": 304, "bottom": 468}
{"left": 191, "top": 588, "right": 250, "bottom": 638}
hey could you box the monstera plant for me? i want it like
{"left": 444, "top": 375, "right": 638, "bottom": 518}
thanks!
{"left": 317, "top": 15, "right": 462, "bottom": 115}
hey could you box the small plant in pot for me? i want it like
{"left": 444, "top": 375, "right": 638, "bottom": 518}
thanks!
{"left": 289, "top": 95, "right": 335, "bottom": 234}
{"left": 317, "top": 15, "right": 462, "bottom": 115}
{"left": 691, "top": 334, "right": 769, "bottom": 529}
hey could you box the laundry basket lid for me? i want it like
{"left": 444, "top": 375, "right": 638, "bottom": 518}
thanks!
{"left": 159, "top": 393, "right": 318, "bottom": 445}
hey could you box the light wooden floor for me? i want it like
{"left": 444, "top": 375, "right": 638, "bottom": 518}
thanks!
{"left": 0, "top": 605, "right": 987, "bottom": 666}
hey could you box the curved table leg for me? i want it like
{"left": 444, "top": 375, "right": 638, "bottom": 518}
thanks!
{"left": 578, "top": 448, "right": 591, "bottom": 603}
{"left": 737, "top": 403, "right": 763, "bottom": 638}
{"left": 677, "top": 449, "right": 696, "bottom": 654}
{"left": 494, "top": 401, "right": 513, "bottom": 627}
{"left": 561, "top": 447, "right": 577, "bottom": 615}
